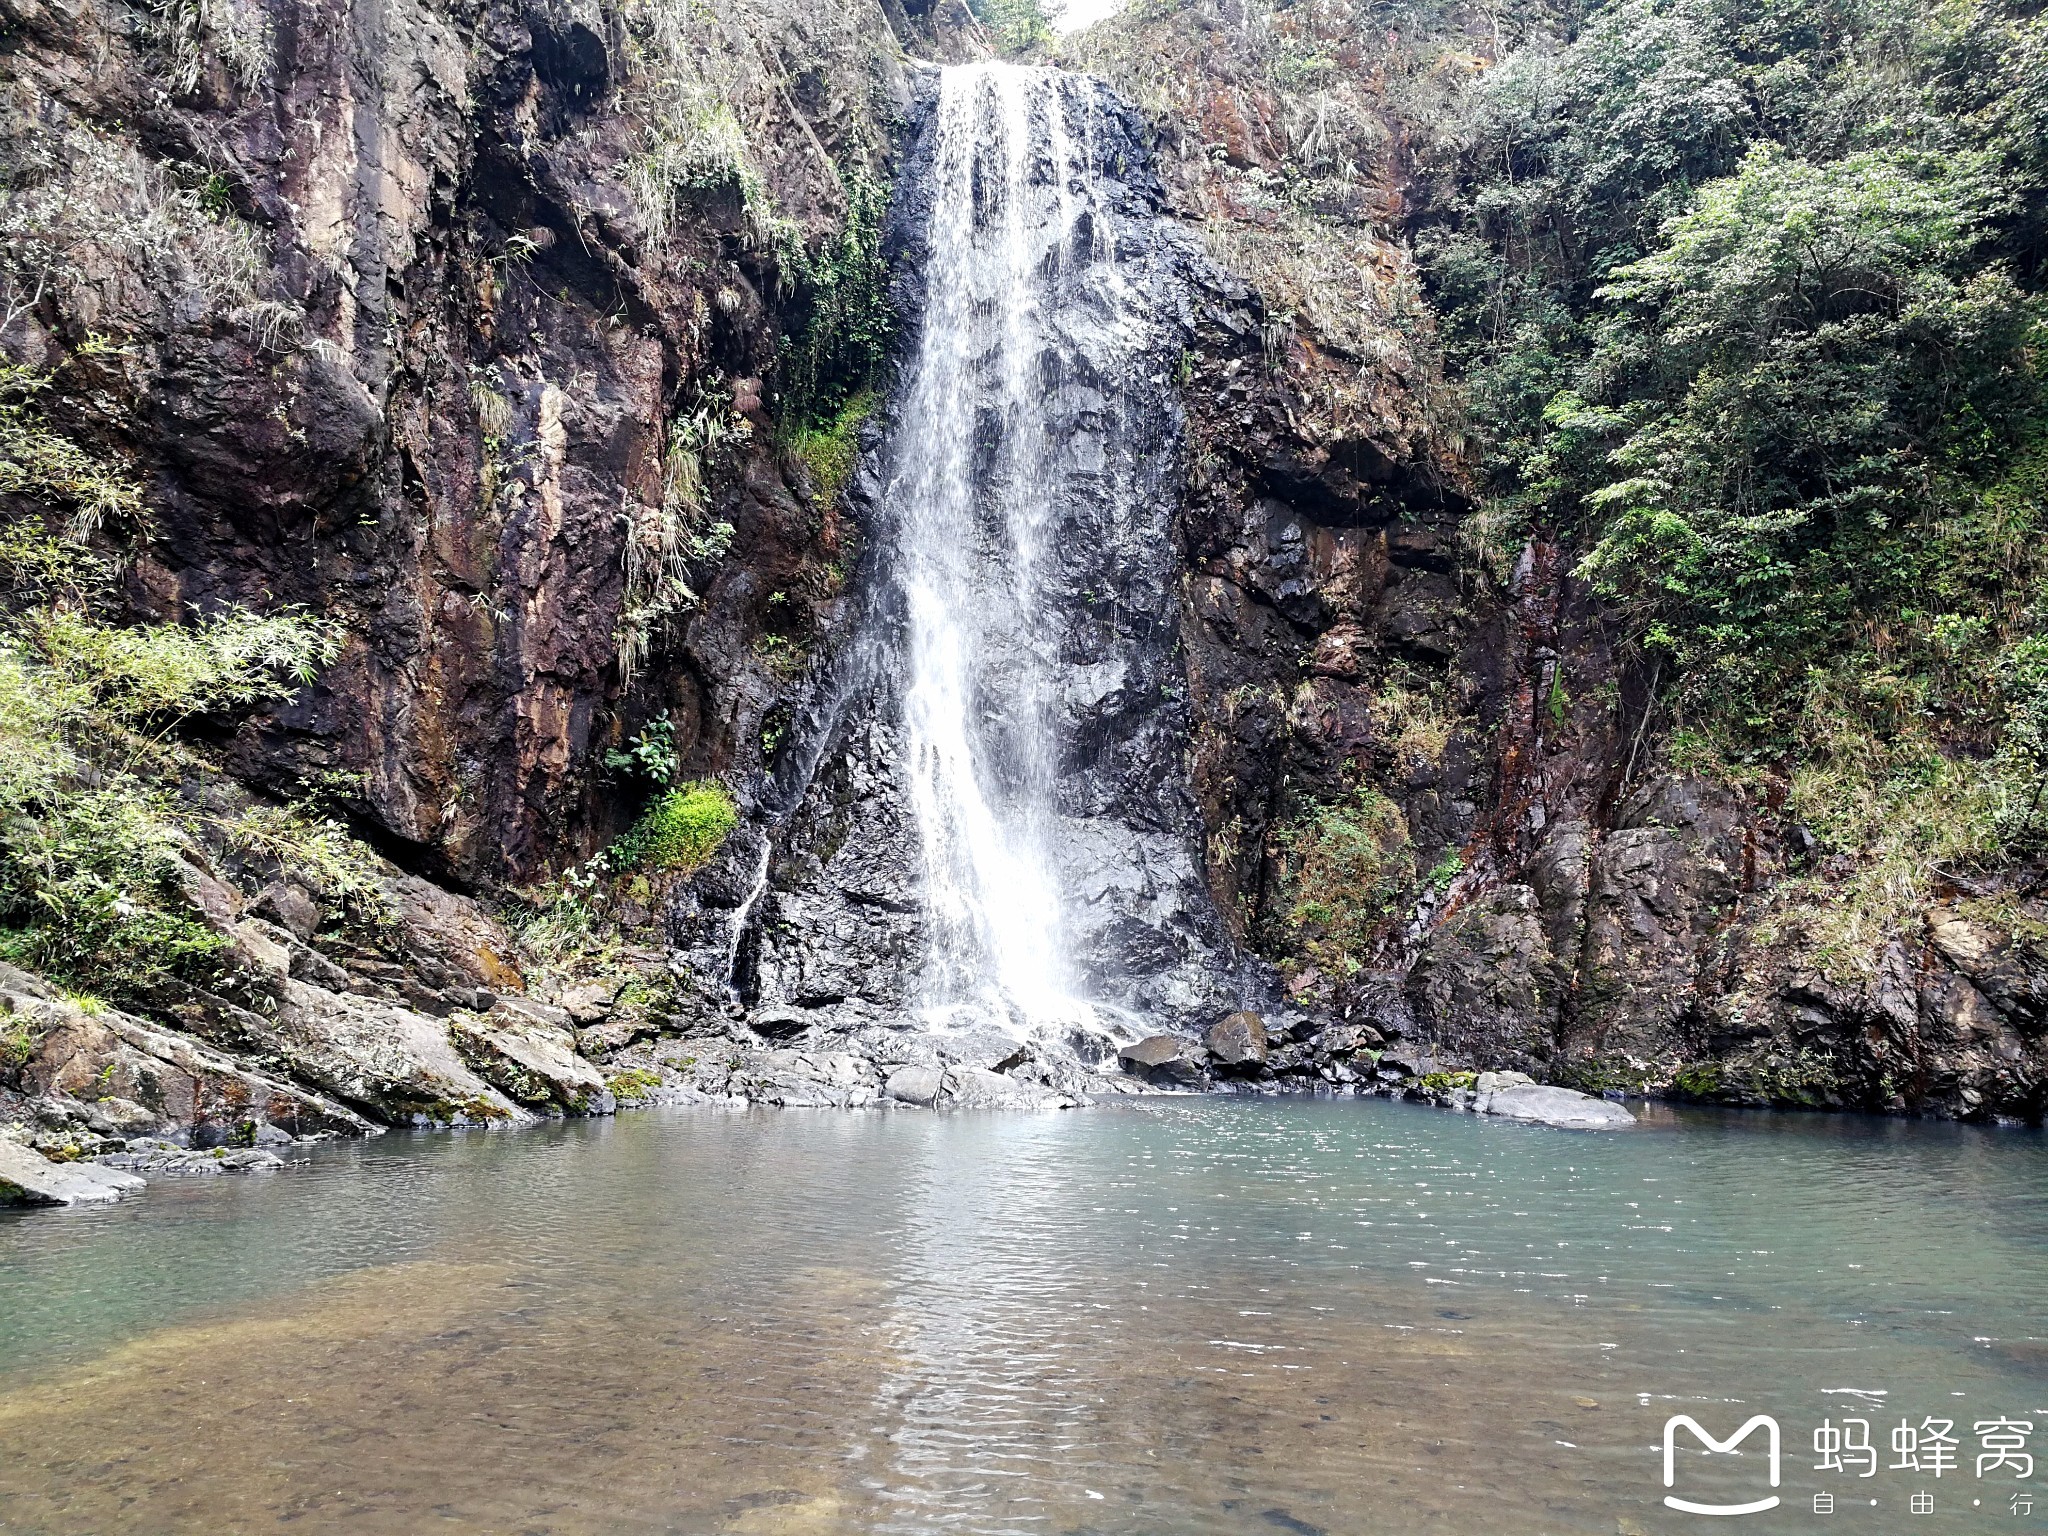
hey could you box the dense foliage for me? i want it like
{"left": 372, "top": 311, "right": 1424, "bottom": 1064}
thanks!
{"left": 1421, "top": 0, "right": 2048, "bottom": 863}
{"left": 772, "top": 168, "right": 892, "bottom": 431}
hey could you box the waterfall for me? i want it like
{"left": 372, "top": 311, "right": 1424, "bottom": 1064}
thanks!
{"left": 891, "top": 64, "right": 1100, "bottom": 1034}
{"left": 707, "top": 60, "right": 1266, "bottom": 1062}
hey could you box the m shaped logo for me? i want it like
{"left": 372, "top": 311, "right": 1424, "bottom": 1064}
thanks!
{"left": 1663, "top": 1414, "right": 1783, "bottom": 1516}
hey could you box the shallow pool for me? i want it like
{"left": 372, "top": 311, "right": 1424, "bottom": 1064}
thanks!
{"left": 1, "top": 1097, "right": 2042, "bottom": 1533}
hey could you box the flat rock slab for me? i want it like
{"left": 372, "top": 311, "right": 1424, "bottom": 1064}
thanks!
{"left": 0, "top": 1140, "right": 147, "bottom": 1205}
{"left": 1477, "top": 1084, "right": 1636, "bottom": 1129}
{"left": 1119, "top": 1034, "right": 1199, "bottom": 1069}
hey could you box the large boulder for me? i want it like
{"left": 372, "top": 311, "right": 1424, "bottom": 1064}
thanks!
{"left": 0, "top": 1139, "right": 146, "bottom": 1205}
{"left": 1475, "top": 1083, "right": 1635, "bottom": 1129}
{"left": 885, "top": 1065, "right": 943, "bottom": 1105}
{"left": 450, "top": 1001, "right": 616, "bottom": 1115}
{"left": 1205, "top": 1010, "right": 1269, "bottom": 1068}
{"left": 247, "top": 980, "right": 534, "bottom": 1127}
{"left": 1117, "top": 1034, "right": 1209, "bottom": 1086}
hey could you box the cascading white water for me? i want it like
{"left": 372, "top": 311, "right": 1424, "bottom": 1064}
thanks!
{"left": 717, "top": 58, "right": 1258, "bottom": 1057}
{"left": 890, "top": 64, "right": 1106, "bottom": 1035}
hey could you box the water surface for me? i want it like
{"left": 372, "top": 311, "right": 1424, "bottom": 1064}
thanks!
{"left": 1, "top": 1097, "right": 2042, "bottom": 1534}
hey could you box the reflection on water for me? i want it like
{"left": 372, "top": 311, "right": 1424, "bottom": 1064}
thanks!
{"left": 1, "top": 1098, "right": 2043, "bottom": 1533}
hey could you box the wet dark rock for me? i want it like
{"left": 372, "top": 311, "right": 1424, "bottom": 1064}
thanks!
{"left": 1376, "top": 1046, "right": 1423, "bottom": 1078}
{"left": 1118, "top": 1034, "right": 1210, "bottom": 1086}
{"left": 1206, "top": 1010, "right": 1269, "bottom": 1067}
{"left": 748, "top": 1005, "right": 815, "bottom": 1041}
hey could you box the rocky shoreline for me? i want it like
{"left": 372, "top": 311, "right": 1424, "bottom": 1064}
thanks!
{"left": 0, "top": 1032, "right": 1638, "bottom": 1209}
{"left": 5, "top": 992, "right": 1648, "bottom": 1207}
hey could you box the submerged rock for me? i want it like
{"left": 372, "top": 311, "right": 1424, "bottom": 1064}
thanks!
{"left": 95, "top": 1140, "right": 288, "bottom": 1175}
{"left": 1474, "top": 1083, "right": 1636, "bottom": 1130}
{"left": 0, "top": 1139, "right": 146, "bottom": 1205}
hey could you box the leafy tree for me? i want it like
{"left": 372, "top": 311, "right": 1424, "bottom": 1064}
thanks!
{"left": 1414, "top": 0, "right": 2048, "bottom": 919}
{"left": 1572, "top": 144, "right": 2038, "bottom": 724}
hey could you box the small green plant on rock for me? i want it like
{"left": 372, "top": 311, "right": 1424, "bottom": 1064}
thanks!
{"left": 1415, "top": 1070, "right": 1477, "bottom": 1094}
{"left": 616, "top": 383, "right": 745, "bottom": 684}
{"left": 1671, "top": 1062, "right": 1726, "bottom": 1101}
{"left": 606, "top": 1066, "right": 663, "bottom": 1101}
{"left": 0, "top": 1012, "right": 39, "bottom": 1076}
{"left": 612, "top": 781, "right": 738, "bottom": 874}
{"left": 604, "top": 718, "right": 680, "bottom": 785}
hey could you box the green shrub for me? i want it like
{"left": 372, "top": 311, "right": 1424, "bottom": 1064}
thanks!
{"left": 32, "top": 604, "right": 339, "bottom": 740}
{"left": 781, "top": 388, "right": 875, "bottom": 507}
{"left": 969, "top": 0, "right": 1052, "bottom": 52}
{"left": 604, "top": 718, "right": 680, "bottom": 785}
{"left": 613, "top": 781, "right": 738, "bottom": 873}
{"left": 0, "top": 382, "right": 346, "bottom": 1005}
{"left": 0, "top": 365, "right": 144, "bottom": 537}
{"left": 0, "top": 781, "right": 230, "bottom": 1002}
{"left": 773, "top": 170, "right": 891, "bottom": 431}
{"left": 1278, "top": 786, "right": 1415, "bottom": 973}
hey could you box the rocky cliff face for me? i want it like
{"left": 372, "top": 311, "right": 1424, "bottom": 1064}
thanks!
{"left": 2, "top": 0, "right": 904, "bottom": 886}
{"left": 3, "top": 0, "right": 2040, "bottom": 1155}
{"left": 1066, "top": 0, "right": 2048, "bottom": 1124}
